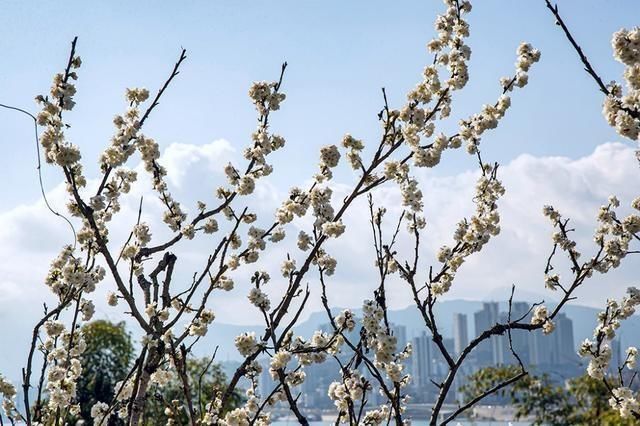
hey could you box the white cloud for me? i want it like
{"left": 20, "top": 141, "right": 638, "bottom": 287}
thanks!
{"left": 433, "top": 142, "right": 640, "bottom": 305}
{"left": 161, "top": 139, "right": 234, "bottom": 188}
{"left": 0, "top": 140, "right": 639, "bottom": 380}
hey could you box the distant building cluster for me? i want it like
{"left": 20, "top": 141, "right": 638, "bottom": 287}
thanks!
{"left": 406, "top": 302, "right": 582, "bottom": 402}
{"left": 471, "top": 302, "right": 577, "bottom": 368}
{"left": 252, "top": 302, "right": 624, "bottom": 409}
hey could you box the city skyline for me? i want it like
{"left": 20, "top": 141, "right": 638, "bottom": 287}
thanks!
{"left": 251, "top": 301, "right": 621, "bottom": 411}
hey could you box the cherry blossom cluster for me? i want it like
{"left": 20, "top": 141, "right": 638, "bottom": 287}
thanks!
{"left": 382, "top": 38, "right": 537, "bottom": 216}
{"left": 0, "top": 374, "right": 19, "bottom": 423}
{"left": 120, "top": 222, "right": 152, "bottom": 263}
{"left": 247, "top": 271, "right": 272, "bottom": 312}
{"left": 223, "top": 80, "right": 287, "bottom": 203}
{"left": 99, "top": 89, "right": 148, "bottom": 169}
{"left": 139, "top": 134, "right": 188, "bottom": 232}
{"left": 235, "top": 332, "right": 260, "bottom": 357}
{"left": 424, "top": 0, "right": 472, "bottom": 92}
{"left": 229, "top": 307, "right": 354, "bottom": 422}
{"left": 530, "top": 305, "right": 555, "bottom": 334}
{"left": 542, "top": 194, "right": 639, "bottom": 296}
{"left": 248, "top": 81, "right": 286, "bottom": 116}
{"left": 274, "top": 178, "right": 343, "bottom": 279}
{"left": 608, "top": 387, "right": 640, "bottom": 420}
{"left": 361, "top": 404, "right": 392, "bottom": 425}
{"left": 111, "top": 382, "right": 133, "bottom": 419}
{"left": 268, "top": 350, "right": 291, "bottom": 379}
{"left": 335, "top": 309, "right": 357, "bottom": 332}
{"left": 542, "top": 205, "right": 581, "bottom": 260}
{"left": 188, "top": 308, "right": 215, "bottom": 336}
{"left": 342, "top": 134, "right": 365, "bottom": 170}
{"left": 90, "top": 363, "right": 180, "bottom": 424}
{"left": 578, "top": 287, "right": 640, "bottom": 418}
{"left": 262, "top": 328, "right": 348, "bottom": 401}
{"left": 208, "top": 387, "right": 274, "bottom": 425}
{"left": 537, "top": 22, "right": 640, "bottom": 422}
{"left": 592, "top": 195, "right": 639, "bottom": 273}
{"left": 390, "top": 1, "right": 475, "bottom": 191}
{"left": 327, "top": 371, "right": 369, "bottom": 422}
{"left": 14, "top": 88, "right": 108, "bottom": 423}
{"left": 310, "top": 186, "right": 335, "bottom": 227}
{"left": 312, "top": 248, "right": 338, "bottom": 276}
{"left": 384, "top": 161, "right": 424, "bottom": 212}
{"left": 108, "top": 374, "right": 143, "bottom": 421}
{"left": 462, "top": 43, "right": 538, "bottom": 155}
{"left": 431, "top": 166, "right": 504, "bottom": 295}
{"left": 25, "top": 45, "right": 293, "bottom": 424}
{"left": 316, "top": 144, "right": 341, "bottom": 181}
{"left": 90, "top": 401, "right": 110, "bottom": 424}
{"left": 275, "top": 186, "right": 311, "bottom": 224}
{"left": 36, "top": 56, "right": 83, "bottom": 170}
{"left": 604, "top": 27, "right": 640, "bottom": 140}
{"left": 42, "top": 323, "right": 87, "bottom": 420}
{"left": 361, "top": 300, "right": 411, "bottom": 385}
{"left": 91, "top": 179, "right": 131, "bottom": 223}
{"left": 291, "top": 329, "right": 344, "bottom": 366}
{"left": 45, "top": 245, "right": 105, "bottom": 296}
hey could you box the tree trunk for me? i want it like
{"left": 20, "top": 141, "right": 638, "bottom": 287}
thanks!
{"left": 129, "top": 348, "right": 162, "bottom": 426}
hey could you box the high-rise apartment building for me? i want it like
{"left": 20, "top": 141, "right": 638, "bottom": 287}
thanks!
{"left": 453, "top": 313, "right": 468, "bottom": 356}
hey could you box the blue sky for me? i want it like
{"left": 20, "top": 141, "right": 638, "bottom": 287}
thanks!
{"left": 1, "top": 0, "right": 640, "bottom": 208}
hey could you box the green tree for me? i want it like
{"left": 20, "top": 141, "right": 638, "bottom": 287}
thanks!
{"left": 76, "top": 320, "right": 134, "bottom": 424}
{"left": 460, "top": 366, "right": 636, "bottom": 426}
{"left": 142, "top": 357, "right": 244, "bottom": 425}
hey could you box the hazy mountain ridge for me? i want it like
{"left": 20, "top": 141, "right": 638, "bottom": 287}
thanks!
{"left": 2, "top": 299, "right": 636, "bottom": 383}
{"left": 198, "top": 299, "right": 639, "bottom": 362}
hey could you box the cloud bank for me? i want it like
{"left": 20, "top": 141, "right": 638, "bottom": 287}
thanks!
{"left": 1, "top": 140, "right": 638, "bottom": 379}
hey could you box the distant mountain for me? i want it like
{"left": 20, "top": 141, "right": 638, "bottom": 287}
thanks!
{"left": 2, "top": 300, "right": 636, "bottom": 384}
{"left": 483, "top": 286, "right": 561, "bottom": 304}
{"left": 194, "top": 299, "right": 639, "bottom": 363}
{"left": 194, "top": 323, "right": 265, "bottom": 361}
